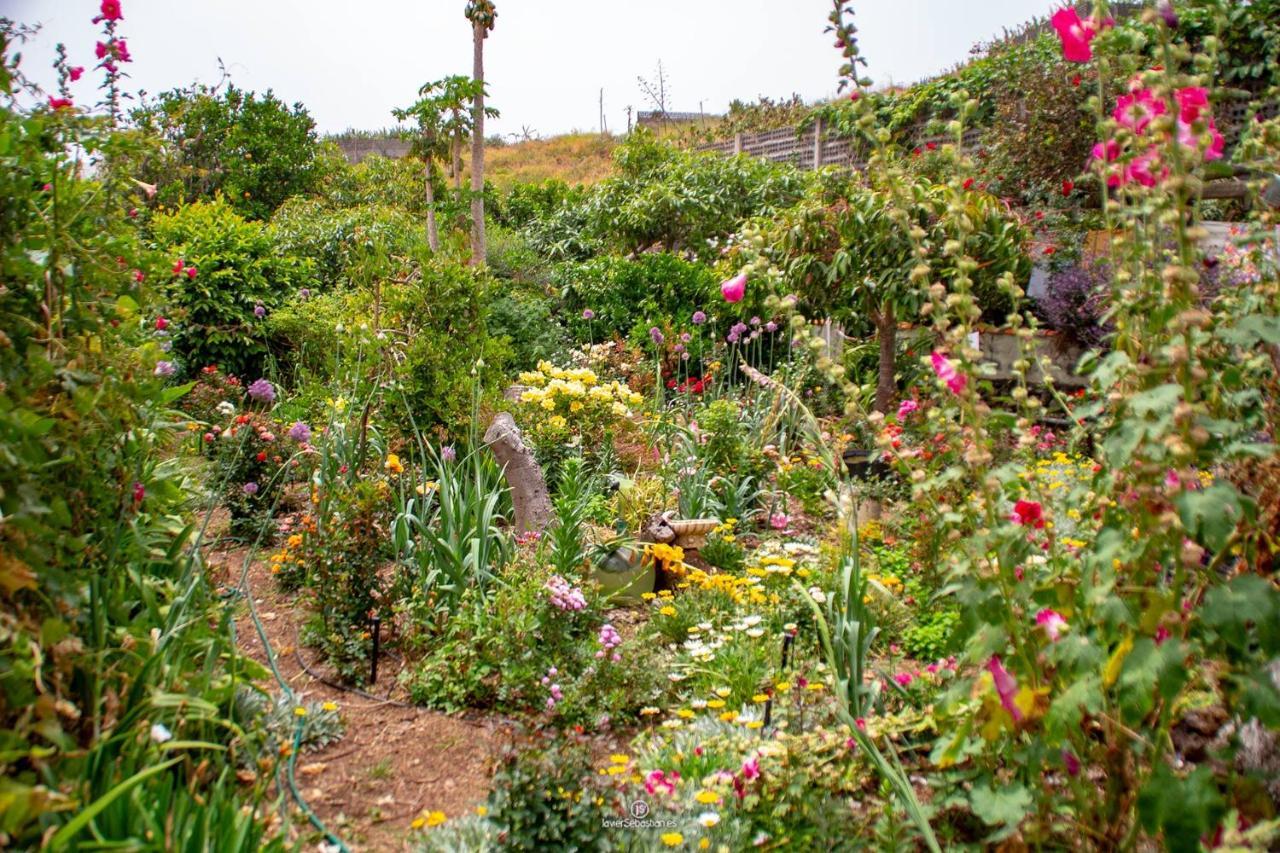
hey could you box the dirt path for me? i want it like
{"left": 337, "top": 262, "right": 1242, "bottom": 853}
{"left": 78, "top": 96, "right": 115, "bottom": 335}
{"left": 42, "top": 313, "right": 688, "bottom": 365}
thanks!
{"left": 207, "top": 545, "right": 507, "bottom": 852}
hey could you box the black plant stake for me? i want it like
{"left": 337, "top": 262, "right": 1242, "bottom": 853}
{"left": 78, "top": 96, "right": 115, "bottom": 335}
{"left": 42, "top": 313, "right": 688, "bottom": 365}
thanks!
{"left": 762, "top": 630, "right": 798, "bottom": 731}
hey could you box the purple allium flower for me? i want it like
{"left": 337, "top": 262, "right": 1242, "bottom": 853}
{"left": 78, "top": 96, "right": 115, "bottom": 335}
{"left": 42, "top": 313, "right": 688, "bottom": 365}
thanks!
{"left": 440, "top": 444, "right": 456, "bottom": 463}
{"left": 243, "top": 482, "right": 259, "bottom": 495}
{"left": 582, "top": 308, "right": 595, "bottom": 320}
{"left": 247, "top": 378, "right": 276, "bottom": 404}
{"left": 288, "top": 421, "right": 311, "bottom": 443}
{"left": 750, "top": 316, "right": 761, "bottom": 326}
{"left": 765, "top": 321, "right": 778, "bottom": 333}
{"left": 253, "top": 303, "right": 266, "bottom": 318}
{"left": 680, "top": 332, "right": 691, "bottom": 343}
{"left": 154, "top": 360, "right": 175, "bottom": 377}
{"left": 299, "top": 288, "right": 312, "bottom": 299}
{"left": 691, "top": 310, "right": 707, "bottom": 325}
{"left": 649, "top": 326, "right": 664, "bottom": 345}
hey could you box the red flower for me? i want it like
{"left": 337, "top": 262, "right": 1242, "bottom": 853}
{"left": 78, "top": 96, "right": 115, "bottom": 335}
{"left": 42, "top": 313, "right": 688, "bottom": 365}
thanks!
{"left": 926, "top": 141, "right": 937, "bottom": 151}
{"left": 69, "top": 66, "right": 85, "bottom": 82}
{"left": 256, "top": 451, "right": 267, "bottom": 462}
{"left": 1012, "top": 499, "right": 1045, "bottom": 528}
{"left": 98, "top": 0, "right": 123, "bottom": 22}
{"left": 132, "top": 481, "right": 145, "bottom": 504}
{"left": 1044, "top": 245, "right": 1056, "bottom": 256}
{"left": 912, "top": 146, "right": 922, "bottom": 156}
{"left": 172, "top": 258, "right": 185, "bottom": 275}
{"left": 132, "top": 269, "right": 144, "bottom": 283}
{"left": 962, "top": 177, "right": 974, "bottom": 190}
{"left": 848, "top": 90, "right": 860, "bottom": 102}
{"left": 154, "top": 316, "right": 168, "bottom": 330}
{"left": 666, "top": 379, "right": 677, "bottom": 389}
{"left": 48, "top": 96, "right": 73, "bottom": 111}
{"left": 1050, "top": 7, "right": 1098, "bottom": 63}
{"left": 1071, "top": 73, "right": 1082, "bottom": 87}
{"left": 1061, "top": 180, "right": 1074, "bottom": 196}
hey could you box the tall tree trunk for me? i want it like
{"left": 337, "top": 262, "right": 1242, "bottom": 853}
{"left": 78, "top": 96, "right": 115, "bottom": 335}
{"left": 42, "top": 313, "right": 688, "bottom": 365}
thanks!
{"left": 874, "top": 303, "right": 897, "bottom": 414}
{"left": 469, "top": 19, "right": 487, "bottom": 266}
{"left": 424, "top": 162, "right": 440, "bottom": 252}
{"left": 451, "top": 132, "right": 463, "bottom": 190}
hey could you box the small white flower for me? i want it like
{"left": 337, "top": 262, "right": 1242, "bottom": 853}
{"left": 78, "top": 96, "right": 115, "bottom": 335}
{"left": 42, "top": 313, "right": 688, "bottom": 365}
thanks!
{"left": 808, "top": 586, "right": 827, "bottom": 604}
{"left": 150, "top": 723, "right": 173, "bottom": 743}
{"left": 698, "top": 811, "right": 721, "bottom": 828}
{"left": 215, "top": 401, "right": 235, "bottom": 416}
{"left": 746, "top": 628, "right": 765, "bottom": 638}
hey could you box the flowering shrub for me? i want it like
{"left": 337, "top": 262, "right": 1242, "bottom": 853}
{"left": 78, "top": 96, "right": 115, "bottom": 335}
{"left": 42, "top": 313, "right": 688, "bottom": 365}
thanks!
{"left": 515, "top": 361, "right": 639, "bottom": 453}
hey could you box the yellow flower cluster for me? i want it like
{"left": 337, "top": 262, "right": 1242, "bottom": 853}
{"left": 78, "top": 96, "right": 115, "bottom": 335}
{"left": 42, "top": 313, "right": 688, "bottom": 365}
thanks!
{"left": 646, "top": 542, "right": 688, "bottom": 576}
{"left": 685, "top": 567, "right": 772, "bottom": 607}
{"left": 268, "top": 533, "right": 306, "bottom": 576}
{"left": 1018, "top": 451, "right": 1095, "bottom": 493}
{"left": 516, "top": 362, "right": 640, "bottom": 444}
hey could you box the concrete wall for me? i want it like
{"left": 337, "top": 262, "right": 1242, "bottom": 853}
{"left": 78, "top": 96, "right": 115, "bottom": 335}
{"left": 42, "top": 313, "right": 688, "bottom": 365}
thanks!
{"left": 334, "top": 137, "right": 412, "bottom": 164}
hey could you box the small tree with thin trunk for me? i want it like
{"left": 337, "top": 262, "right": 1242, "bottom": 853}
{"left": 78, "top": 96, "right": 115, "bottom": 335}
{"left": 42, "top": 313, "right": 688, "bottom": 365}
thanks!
{"left": 395, "top": 76, "right": 497, "bottom": 252}
{"left": 464, "top": 1, "right": 497, "bottom": 266}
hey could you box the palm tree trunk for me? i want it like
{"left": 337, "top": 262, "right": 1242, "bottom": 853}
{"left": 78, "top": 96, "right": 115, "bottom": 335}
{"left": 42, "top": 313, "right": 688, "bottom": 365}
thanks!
{"left": 424, "top": 162, "right": 440, "bottom": 252}
{"left": 451, "top": 132, "right": 463, "bottom": 190}
{"left": 469, "top": 18, "right": 487, "bottom": 266}
{"left": 875, "top": 303, "right": 897, "bottom": 414}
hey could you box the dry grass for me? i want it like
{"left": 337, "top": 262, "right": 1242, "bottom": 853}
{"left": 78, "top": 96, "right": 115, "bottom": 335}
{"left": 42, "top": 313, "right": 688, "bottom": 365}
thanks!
{"left": 471, "top": 132, "right": 619, "bottom": 189}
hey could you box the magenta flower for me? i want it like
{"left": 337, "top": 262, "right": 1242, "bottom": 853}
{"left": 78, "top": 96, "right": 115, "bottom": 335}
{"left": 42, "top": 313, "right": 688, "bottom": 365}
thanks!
{"left": 740, "top": 755, "right": 760, "bottom": 780}
{"left": 897, "top": 399, "right": 918, "bottom": 419}
{"left": 986, "top": 655, "right": 1023, "bottom": 722}
{"left": 69, "top": 66, "right": 84, "bottom": 82}
{"left": 1050, "top": 8, "right": 1097, "bottom": 63}
{"left": 48, "top": 96, "right": 74, "bottom": 111}
{"left": 1125, "top": 147, "right": 1165, "bottom": 187}
{"left": 132, "top": 481, "right": 145, "bottom": 504}
{"left": 581, "top": 308, "right": 595, "bottom": 320}
{"left": 94, "top": 42, "right": 109, "bottom": 60}
{"left": 1113, "top": 89, "right": 1166, "bottom": 135}
{"left": 253, "top": 303, "right": 266, "bottom": 318}
{"left": 1035, "top": 608, "right": 1068, "bottom": 641}
{"left": 1012, "top": 499, "right": 1045, "bottom": 529}
{"left": 97, "top": 0, "right": 123, "bottom": 22}
{"left": 930, "top": 351, "right": 967, "bottom": 395}
{"left": 1062, "top": 749, "right": 1081, "bottom": 776}
{"left": 764, "top": 320, "right": 777, "bottom": 333}
{"left": 440, "top": 444, "right": 456, "bottom": 462}
{"left": 720, "top": 273, "right": 746, "bottom": 303}
{"left": 649, "top": 326, "right": 664, "bottom": 345}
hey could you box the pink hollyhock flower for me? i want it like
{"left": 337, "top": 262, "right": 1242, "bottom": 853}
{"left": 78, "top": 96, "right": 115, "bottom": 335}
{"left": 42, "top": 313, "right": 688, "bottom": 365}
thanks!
{"left": 1012, "top": 499, "right": 1045, "bottom": 529}
{"left": 1035, "top": 608, "right": 1068, "bottom": 641}
{"left": 1175, "top": 86, "right": 1209, "bottom": 123}
{"left": 1113, "top": 89, "right": 1166, "bottom": 134}
{"left": 95, "top": 41, "right": 109, "bottom": 60}
{"left": 48, "top": 97, "right": 74, "bottom": 111}
{"left": 69, "top": 66, "right": 84, "bottom": 82}
{"left": 740, "top": 755, "right": 760, "bottom": 780}
{"left": 114, "top": 40, "right": 131, "bottom": 63}
{"left": 986, "top": 655, "right": 1023, "bottom": 722}
{"left": 1154, "top": 625, "right": 1171, "bottom": 645}
{"left": 720, "top": 272, "right": 746, "bottom": 303}
{"left": 1177, "top": 116, "right": 1225, "bottom": 161}
{"left": 1050, "top": 8, "right": 1097, "bottom": 63}
{"left": 894, "top": 672, "right": 914, "bottom": 687}
{"left": 1125, "top": 147, "right": 1166, "bottom": 187}
{"left": 897, "top": 398, "right": 918, "bottom": 419}
{"left": 930, "top": 351, "right": 967, "bottom": 394}
{"left": 1091, "top": 139, "right": 1120, "bottom": 163}
{"left": 98, "top": 0, "right": 123, "bottom": 22}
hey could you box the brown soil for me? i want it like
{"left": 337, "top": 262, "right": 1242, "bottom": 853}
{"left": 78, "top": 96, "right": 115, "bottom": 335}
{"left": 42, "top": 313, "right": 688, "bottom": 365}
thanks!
{"left": 206, "top": 541, "right": 508, "bottom": 852}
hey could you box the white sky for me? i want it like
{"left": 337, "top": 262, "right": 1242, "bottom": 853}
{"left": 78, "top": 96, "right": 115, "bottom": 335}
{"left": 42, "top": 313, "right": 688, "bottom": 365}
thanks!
{"left": 4, "top": 0, "right": 1057, "bottom": 139}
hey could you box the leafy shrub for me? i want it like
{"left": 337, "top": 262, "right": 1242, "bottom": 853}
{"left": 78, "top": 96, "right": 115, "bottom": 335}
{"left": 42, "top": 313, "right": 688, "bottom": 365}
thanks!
{"left": 151, "top": 198, "right": 312, "bottom": 379}
{"left": 271, "top": 197, "right": 422, "bottom": 291}
{"left": 583, "top": 131, "right": 810, "bottom": 259}
{"left": 487, "top": 290, "right": 567, "bottom": 371}
{"left": 486, "top": 739, "right": 617, "bottom": 851}
{"left": 125, "top": 82, "right": 321, "bottom": 221}
{"left": 554, "top": 253, "right": 718, "bottom": 344}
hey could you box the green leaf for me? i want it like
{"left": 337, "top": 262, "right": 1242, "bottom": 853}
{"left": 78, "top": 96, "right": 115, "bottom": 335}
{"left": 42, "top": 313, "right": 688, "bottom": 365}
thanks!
{"left": 1175, "top": 482, "right": 1247, "bottom": 553}
{"left": 159, "top": 381, "right": 196, "bottom": 405}
{"left": 1201, "top": 574, "right": 1279, "bottom": 657}
{"left": 969, "top": 782, "right": 1032, "bottom": 828}
{"left": 1138, "top": 764, "right": 1225, "bottom": 853}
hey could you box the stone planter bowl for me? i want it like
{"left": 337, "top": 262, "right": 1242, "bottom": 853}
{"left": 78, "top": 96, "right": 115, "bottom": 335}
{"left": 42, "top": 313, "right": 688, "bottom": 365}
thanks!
{"left": 668, "top": 518, "right": 720, "bottom": 550}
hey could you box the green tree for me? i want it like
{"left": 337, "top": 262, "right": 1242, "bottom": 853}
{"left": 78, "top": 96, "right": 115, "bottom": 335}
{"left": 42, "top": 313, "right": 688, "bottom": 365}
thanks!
{"left": 124, "top": 82, "right": 320, "bottom": 220}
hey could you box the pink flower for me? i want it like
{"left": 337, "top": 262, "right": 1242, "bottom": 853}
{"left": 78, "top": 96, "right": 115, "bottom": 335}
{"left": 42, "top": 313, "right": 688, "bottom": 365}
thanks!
{"left": 48, "top": 96, "right": 74, "bottom": 111}
{"left": 986, "top": 655, "right": 1022, "bottom": 721}
{"left": 114, "top": 40, "right": 131, "bottom": 63}
{"left": 1062, "top": 749, "right": 1081, "bottom": 776}
{"left": 1113, "top": 89, "right": 1166, "bottom": 135}
{"left": 644, "top": 769, "right": 679, "bottom": 796}
{"left": 186, "top": 265, "right": 197, "bottom": 279}
{"left": 1177, "top": 115, "right": 1225, "bottom": 161}
{"left": 69, "top": 66, "right": 85, "bottom": 82}
{"left": 897, "top": 399, "right": 918, "bottom": 419}
{"left": 893, "top": 672, "right": 914, "bottom": 687}
{"left": 1091, "top": 139, "right": 1120, "bottom": 163}
{"left": 720, "top": 273, "right": 746, "bottom": 303}
{"left": 95, "top": 41, "right": 110, "bottom": 60}
{"left": 132, "top": 481, "right": 145, "bottom": 504}
{"left": 1012, "top": 499, "right": 1045, "bottom": 529}
{"left": 1175, "top": 86, "right": 1209, "bottom": 123}
{"left": 930, "top": 351, "right": 966, "bottom": 395}
{"left": 98, "top": 0, "right": 123, "bottom": 22}
{"left": 154, "top": 316, "right": 168, "bottom": 331}
{"left": 1050, "top": 8, "right": 1097, "bottom": 63}
{"left": 1125, "top": 147, "right": 1166, "bottom": 187}
{"left": 769, "top": 512, "right": 790, "bottom": 530}
{"left": 740, "top": 756, "right": 760, "bottom": 781}
{"left": 172, "top": 258, "right": 185, "bottom": 275}
{"left": 1035, "top": 608, "right": 1068, "bottom": 641}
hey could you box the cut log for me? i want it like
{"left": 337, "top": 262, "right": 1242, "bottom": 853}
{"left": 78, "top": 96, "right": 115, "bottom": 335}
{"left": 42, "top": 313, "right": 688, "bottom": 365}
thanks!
{"left": 483, "top": 412, "right": 552, "bottom": 534}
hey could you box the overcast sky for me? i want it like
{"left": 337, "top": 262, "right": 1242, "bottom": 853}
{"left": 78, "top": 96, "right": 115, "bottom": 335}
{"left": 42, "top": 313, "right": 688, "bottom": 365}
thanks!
{"left": 5, "top": 0, "right": 1057, "bottom": 139}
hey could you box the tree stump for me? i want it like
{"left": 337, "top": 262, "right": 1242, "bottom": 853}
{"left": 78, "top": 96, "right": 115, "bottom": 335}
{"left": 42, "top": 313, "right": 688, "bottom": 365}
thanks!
{"left": 483, "top": 412, "right": 552, "bottom": 534}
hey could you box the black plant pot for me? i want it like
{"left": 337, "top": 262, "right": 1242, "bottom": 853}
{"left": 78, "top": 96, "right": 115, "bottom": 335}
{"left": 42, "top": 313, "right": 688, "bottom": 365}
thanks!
{"left": 842, "top": 448, "right": 892, "bottom": 481}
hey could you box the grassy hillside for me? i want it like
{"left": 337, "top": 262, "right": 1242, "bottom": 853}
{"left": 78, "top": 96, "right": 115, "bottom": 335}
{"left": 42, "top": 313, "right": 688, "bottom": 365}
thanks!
{"left": 478, "top": 132, "right": 618, "bottom": 188}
